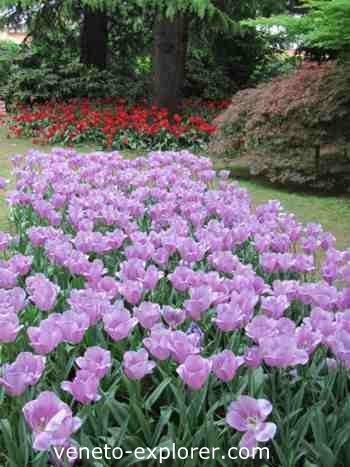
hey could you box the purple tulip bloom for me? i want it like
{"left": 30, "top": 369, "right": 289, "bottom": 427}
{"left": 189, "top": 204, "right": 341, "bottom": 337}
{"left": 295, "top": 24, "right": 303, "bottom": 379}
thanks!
{"left": 309, "top": 307, "right": 335, "bottom": 342}
{"left": 119, "top": 280, "right": 144, "bottom": 305}
{"left": 184, "top": 286, "right": 212, "bottom": 321}
{"left": 178, "top": 238, "right": 207, "bottom": 264}
{"left": 103, "top": 304, "right": 138, "bottom": 341}
{"left": 0, "top": 352, "right": 46, "bottom": 396}
{"left": 143, "top": 324, "right": 172, "bottom": 361}
{"left": 122, "top": 349, "right": 156, "bottom": 380}
{"left": 253, "top": 234, "right": 271, "bottom": 254}
{"left": 162, "top": 305, "right": 186, "bottom": 328}
{"left": 244, "top": 346, "right": 263, "bottom": 369}
{"left": 208, "top": 251, "right": 240, "bottom": 274}
{"left": 45, "top": 239, "right": 74, "bottom": 266}
{"left": 26, "top": 273, "right": 60, "bottom": 312}
{"left": 134, "top": 302, "right": 161, "bottom": 330}
{"left": 214, "top": 303, "right": 246, "bottom": 332}
{"left": 0, "top": 231, "right": 11, "bottom": 251}
{"left": 23, "top": 391, "right": 82, "bottom": 451}
{"left": 168, "top": 330, "right": 201, "bottom": 363}
{"left": 9, "top": 254, "right": 33, "bottom": 276}
{"left": 143, "top": 265, "right": 164, "bottom": 290}
{"left": 293, "top": 254, "right": 315, "bottom": 273}
{"left": 0, "top": 287, "right": 26, "bottom": 314}
{"left": 27, "top": 226, "right": 58, "bottom": 247}
{"left": 90, "top": 276, "right": 119, "bottom": 300}
{"left": 105, "top": 229, "right": 127, "bottom": 250}
{"left": 152, "top": 247, "right": 171, "bottom": 267}
{"left": 272, "top": 280, "right": 299, "bottom": 301}
{"left": 259, "top": 334, "right": 309, "bottom": 368}
{"left": 68, "top": 289, "right": 111, "bottom": 326}
{"left": 119, "top": 258, "right": 145, "bottom": 282}
{"left": 61, "top": 370, "right": 101, "bottom": 405}
{"left": 177, "top": 355, "right": 212, "bottom": 390}
{"left": 0, "top": 176, "right": 7, "bottom": 190}
{"left": 211, "top": 350, "right": 244, "bottom": 382}
{"left": 60, "top": 310, "right": 90, "bottom": 344}
{"left": 226, "top": 396, "right": 277, "bottom": 454}
{"left": 168, "top": 266, "right": 196, "bottom": 292}
{"left": 76, "top": 346, "right": 112, "bottom": 379}
{"left": 28, "top": 315, "right": 64, "bottom": 355}
{"left": 0, "top": 267, "right": 18, "bottom": 289}
{"left": 0, "top": 313, "right": 22, "bottom": 343}
{"left": 295, "top": 322, "right": 322, "bottom": 355}
{"left": 328, "top": 328, "right": 350, "bottom": 368}
{"left": 81, "top": 258, "right": 106, "bottom": 284}
{"left": 320, "top": 232, "right": 336, "bottom": 250}
{"left": 261, "top": 295, "right": 290, "bottom": 319}
{"left": 246, "top": 315, "right": 295, "bottom": 343}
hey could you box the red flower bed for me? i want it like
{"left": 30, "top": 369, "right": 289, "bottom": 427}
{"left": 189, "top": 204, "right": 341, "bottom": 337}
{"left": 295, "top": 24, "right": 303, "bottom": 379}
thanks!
{"left": 5, "top": 97, "right": 230, "bottom": 150}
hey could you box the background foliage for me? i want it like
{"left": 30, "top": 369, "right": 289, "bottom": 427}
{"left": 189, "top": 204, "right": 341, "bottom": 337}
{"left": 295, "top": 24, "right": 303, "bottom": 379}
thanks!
{"left": 0, "top": 0, "right": 289, "bottom": 105}
{"left": 248, "top": 0, "right": 350, "bottom": 57}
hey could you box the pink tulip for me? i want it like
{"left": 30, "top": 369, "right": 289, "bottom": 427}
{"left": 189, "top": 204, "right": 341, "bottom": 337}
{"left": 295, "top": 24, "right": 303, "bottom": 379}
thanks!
{"left": 133, "top": 301, "right": 160, "bottom": 329}
{"left": 26, "top": 273, "right": 60, "bottom": 312}
{"left": 211, "top": 350, "right": 244, "bottom": 382}
{"left": 103, "top": 304, "right": 138, "bottom": 341}
{"left": 23, "top": 391, "right": 82, "bottom": 451}
{"left": 61, "top": 370, "right": 101, "bottom": 404}
{"left": 0, "top": 352, "right": 46, "bottom": 396}
{"left": 122, "top": 349, "right": 155, "bottom": 380}
{"left": 76, "top": 346, "right": 112, "bottom": 379}
{"left": 226, "top": 396, "right": 277, "bottom": 454}
{"left": 143, "top": 325, "right": 172, "bottom": 361}
{"left": 0, "top": 313, "right": 22, "bottom": 343}
{"left": 177, "top": 355, "right": 211, "bottom": 390}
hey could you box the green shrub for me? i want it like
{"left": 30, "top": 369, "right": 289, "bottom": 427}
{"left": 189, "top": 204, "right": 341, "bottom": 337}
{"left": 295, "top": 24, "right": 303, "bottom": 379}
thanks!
{"left": 184, "top": 48, "right": 238, "bottom": 100}
{"left": 184, "top": 29, "right": 283, "bottom": 100}
{"left": 249, "top": 51, "right": 301, "bottom": 84}
{"left": 3, "top": 47, "right": 150, "bottom": 107}
{"left": 0, "top": 40, "right": 19, "bottom": 97}
{"left": 210, "top": 60, "right": 350, "bottom": 192}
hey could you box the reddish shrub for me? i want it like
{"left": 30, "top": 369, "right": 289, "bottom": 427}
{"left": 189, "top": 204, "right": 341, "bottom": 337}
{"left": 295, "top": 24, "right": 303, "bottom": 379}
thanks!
{"left": 211, "top": 61, "right": 350, "bottom": 191}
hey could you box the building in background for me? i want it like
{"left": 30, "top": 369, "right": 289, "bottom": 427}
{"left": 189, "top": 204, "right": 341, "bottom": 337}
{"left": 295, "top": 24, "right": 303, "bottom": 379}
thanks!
{"left": 0, "top": 9, "right": 26, "bottom": 43}
{"left": 0, "top": 28, "right": 26, "bottom": 43}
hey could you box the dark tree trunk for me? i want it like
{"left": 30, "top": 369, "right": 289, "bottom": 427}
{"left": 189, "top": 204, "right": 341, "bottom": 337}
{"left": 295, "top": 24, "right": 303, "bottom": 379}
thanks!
{"left": 153, "top": 14, "right": 189, "bottom": 114}
{"left": 80, "top": 7, "right": 108, "bottom": 70}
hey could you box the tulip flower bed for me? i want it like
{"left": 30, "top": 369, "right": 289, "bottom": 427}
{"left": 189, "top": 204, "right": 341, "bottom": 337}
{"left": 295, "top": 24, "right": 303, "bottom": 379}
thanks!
{"left": 1, "top": 149, "right": 350, "bottom": 467}
{"left": 4, "top": 98, "right": 229, "bottom": 151}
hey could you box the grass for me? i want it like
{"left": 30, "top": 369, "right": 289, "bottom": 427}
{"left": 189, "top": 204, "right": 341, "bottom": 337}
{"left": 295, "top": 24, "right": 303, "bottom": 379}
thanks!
{"left": 0, "top": 127, "right": 349, "bottom": 250}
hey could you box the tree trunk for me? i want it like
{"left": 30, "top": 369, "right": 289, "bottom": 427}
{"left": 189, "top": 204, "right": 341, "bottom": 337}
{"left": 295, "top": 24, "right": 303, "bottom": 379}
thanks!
{"left": 80, "top": 7, "right": 108, "bottom": 70}
{"left": 153, "top": 14, "right": 189, "bottom": 114}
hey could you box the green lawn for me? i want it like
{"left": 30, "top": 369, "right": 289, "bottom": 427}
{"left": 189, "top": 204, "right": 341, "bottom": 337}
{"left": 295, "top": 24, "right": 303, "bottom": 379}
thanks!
{"left": 0, "top": 127, "right": 349, "bottom": 250}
